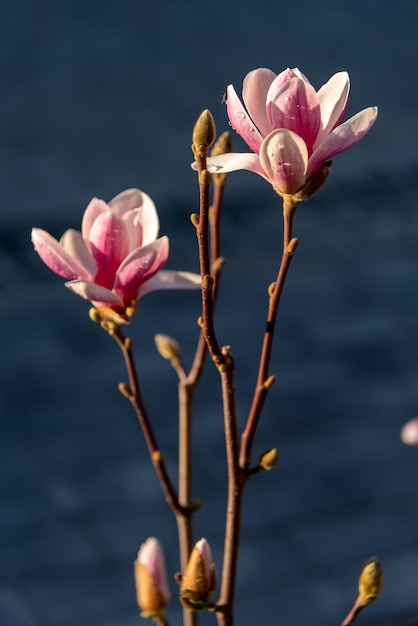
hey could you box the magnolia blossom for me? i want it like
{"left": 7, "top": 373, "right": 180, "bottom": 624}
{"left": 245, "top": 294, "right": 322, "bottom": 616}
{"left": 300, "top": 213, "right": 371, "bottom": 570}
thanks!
{"left": 32, "top": 188, "right": 200, "bottom": 312}
{"left": 204, "top": 68, "right": 378, "bottom": 194}
{"left": 135, "top": 537, "right": 171, "bottom": 615}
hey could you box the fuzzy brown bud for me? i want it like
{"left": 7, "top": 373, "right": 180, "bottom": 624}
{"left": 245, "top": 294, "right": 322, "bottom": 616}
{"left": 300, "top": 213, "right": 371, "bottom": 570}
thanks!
{"left": 259, "top": 448, "right": 279, "bottom": 470}
{"left": 154, "top": 333, "right": 181, "bottom": 361}
{"left": 358, "top": 558, "right": 383, "bottom": 605}
{"left": 135, "top": 538, "right": 171, "bottom": 619}
{"left": 192, "top": 110, "right": 216, "bottom": 155}
{"left": 211, "top": 131, "right": 232, "bottom": 157}
{"left": 179, "top": 538, "right": 216, "bottom": 611}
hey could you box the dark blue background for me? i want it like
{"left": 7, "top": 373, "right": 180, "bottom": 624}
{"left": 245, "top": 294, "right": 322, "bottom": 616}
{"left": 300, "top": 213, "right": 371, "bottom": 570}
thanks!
{"left": 1, "top": 1, "right": 418, "bottom": 625}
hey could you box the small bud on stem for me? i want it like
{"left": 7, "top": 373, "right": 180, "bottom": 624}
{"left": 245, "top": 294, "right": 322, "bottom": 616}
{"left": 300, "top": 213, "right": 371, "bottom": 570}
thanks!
{"left": 190, "top": 213, "right": 200, "bottom": 228}
{"left": 179, "top": 538, "right": 216, "bottom": 611}
{"left": 154, "top": 333, "right": 181, "bottom": 361}
{"left": 259, "top": 448, "right": 279, "bottom": 470}
{"left": 192, "top": 110, "right": 216, "bottom": 157}
{"left": 135, "top": 538, "right": 171, "bottom": 620}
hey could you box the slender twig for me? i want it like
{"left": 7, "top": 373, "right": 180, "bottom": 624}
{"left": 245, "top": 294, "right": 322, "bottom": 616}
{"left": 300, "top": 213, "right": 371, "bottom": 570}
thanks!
{"left": 239, "top": 197, "right": 299, "bottom": 469}
{"left": 171, "top": 147, "right": 228, "bottom": 626}
{"left": 193, "top": 148, "right": 246, "bottom": 626}
{"left": 110, "top": 328, "right": 187, "bottom": 514}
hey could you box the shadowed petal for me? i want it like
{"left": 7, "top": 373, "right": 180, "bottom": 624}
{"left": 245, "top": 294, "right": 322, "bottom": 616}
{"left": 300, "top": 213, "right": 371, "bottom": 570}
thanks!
{"left": 242, "top": 68, "right": 276, "bottom": 137}
{"left": 60, "top": 229, "right": 96, "bottom": 275}
{"left": 115, "top": 236, "right": 169, "bottom": 301}
{"left": 32, "top": 228, "right": 92, "bottom": 280}
{"left": 137, "top": 269, "right": 201, "bottom": 299}
{"left": 81, "top": 197, "right": 110, "bottom": 241}
{"left": 259, "top": 129, "right": 308, "bottom": 194}
{"left": 65, "top": 279, "right": 124, "bottom": 308}
{"left": 226, "top": 84, "right": 263, "bottom": 153}
{"left": 307, "top": 106, "right": 378, "bottom": 179}
{"left": 314, "top": 71, "right": 350, "bottom": 149}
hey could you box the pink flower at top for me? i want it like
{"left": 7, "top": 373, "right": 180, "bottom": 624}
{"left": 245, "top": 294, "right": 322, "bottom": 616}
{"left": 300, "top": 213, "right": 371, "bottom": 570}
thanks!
{"left": 32, "top": 188, "right": 200, "bottom": 312}
{"left": 204, "top": 68, "right": 378, "bottom": 195}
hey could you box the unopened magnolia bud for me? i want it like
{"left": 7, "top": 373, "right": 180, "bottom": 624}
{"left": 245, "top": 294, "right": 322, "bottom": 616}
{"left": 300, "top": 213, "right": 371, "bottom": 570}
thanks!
{"left": 293, "top": 161, "right": 332, "bottom": 202}
{"left": 190, "top": 213, "right": 200, "bottom": 228}
{"left": 211, "top": 131, "right": 232, "bottom": 157}
{"left": 268, "top": 282, "right": 276, "bottom": 296}
{"left": 154, "top": 333, "right": 180, "bottom": 361}
{"left": 135, "top": 538, "right": 171, "bottom": 619}
{"left": 259, "top": 448, "right": 279, "bottom": 470}
{"left": 202, "top": 274, "right": 214, "bottom": 291}
{"left": 358, "top": 558, "right": 383, "bottom": 605}
{"left": 192, "top": 110, "right": 216, "bottom": 153}
{"left": 118, "top": 382, "right": 133, "bottom": 399}
{"left": 179, "top": 538, "right": 216, "bottom": 611}
{"left": 263, "top": 375, "right": 276, "bottom": 389}
{"left": 286, "top": 238, "right": 299, "bottom": 256}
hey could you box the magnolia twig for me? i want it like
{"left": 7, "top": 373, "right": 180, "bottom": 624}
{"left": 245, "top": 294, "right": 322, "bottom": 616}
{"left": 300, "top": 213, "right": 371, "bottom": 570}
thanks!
{"left": 111, "top": 328, "right": 187, "bottom": 515}
{"left": 194, "top": 132, "right": 245, "bottom": 626}
{"left": 239, "top": 197, "right": 299, "bottom": 469}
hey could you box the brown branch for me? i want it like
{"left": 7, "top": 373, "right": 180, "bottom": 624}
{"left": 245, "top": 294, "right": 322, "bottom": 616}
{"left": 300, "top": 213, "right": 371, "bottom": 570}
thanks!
{"left": 111, "top": 329, "right": 187, "bottom": 515}
{"left": 239, "top": 198, "right": 299, "bottom": 469}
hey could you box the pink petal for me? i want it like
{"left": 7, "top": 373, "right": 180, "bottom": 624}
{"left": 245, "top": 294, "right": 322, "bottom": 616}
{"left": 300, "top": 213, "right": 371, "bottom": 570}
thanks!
{"left": 109, "top": 188, "right": 160, "bottom": 243}
{"left": 137, "top": 269, "right": 201, "bottom": 299}
{"left": 226, "top": 84, "right": 263, "bottom": 153}
{"left": 242, "top": 68, "right": 276, "bottom": 137}
{"left": 266, "top": 77, "right": 320, "bottom": 154}
{"left": 306, "top": 106, "right": 378, "bottom": 179}
{"left": 65, "top": 279, "right": 124, "bottom": 308}
{"left": 108, "top": 188, "right": 145, "bottom": 216}
{"left": 259, "top": 129, "right": 308, "bottom": 194}
{"left": 314, "top": 71, "right": 350, "bottom": 149}
{"left": 59, "top": 228, "right": 96, "bottom": 275}
{"left": 122, "top": 199, "right": 160, "bottom": 250}
{"left": 203, "top": 152, "right": 268, "bottom": 180}
{"left": 114, "top": 236, "right": 169, "bottom": 302}
{"left": 195, "top": 538, "right": 213, "bottom": 583}
{"left": 31, "top": 228, "right": 92, "bottom": 280}
{"left": 89, "top": 212, "right": 130, "bottom": 289}
{"left": 81, "top": 197, "right": 110, "bottom": 241}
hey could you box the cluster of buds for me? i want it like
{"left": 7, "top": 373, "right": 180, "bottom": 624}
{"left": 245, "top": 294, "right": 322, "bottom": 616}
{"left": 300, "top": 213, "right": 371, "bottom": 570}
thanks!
{"left": 135, "top": 537, "right": 216, "bottom": 621}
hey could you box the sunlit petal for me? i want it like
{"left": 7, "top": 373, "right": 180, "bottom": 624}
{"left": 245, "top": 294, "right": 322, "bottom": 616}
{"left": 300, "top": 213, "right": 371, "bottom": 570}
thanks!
{"left": 31, "top": 228, "right": 92, "bottom": 280}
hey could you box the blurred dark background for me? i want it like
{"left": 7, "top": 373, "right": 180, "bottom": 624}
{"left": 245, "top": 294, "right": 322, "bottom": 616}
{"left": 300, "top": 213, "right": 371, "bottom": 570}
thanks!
{"left": 1, "top": 1, "right": 418, "bottom": 625}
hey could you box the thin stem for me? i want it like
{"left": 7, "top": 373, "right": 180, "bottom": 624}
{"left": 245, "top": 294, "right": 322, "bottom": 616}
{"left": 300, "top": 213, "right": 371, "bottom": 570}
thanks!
{"left": 239, "top": 198, "right": 299, "bottom": 469}
{"left": 111, "top": 329, "right": 185, "bottom": 514}
{"left": 194, "top": 149, "right": 245, "bottom": 626}
{"left": 177, "top": 380, "right": 194, "bottom": 571}
{"left": 215, "top": 355, "right": 247, "bottom": 626}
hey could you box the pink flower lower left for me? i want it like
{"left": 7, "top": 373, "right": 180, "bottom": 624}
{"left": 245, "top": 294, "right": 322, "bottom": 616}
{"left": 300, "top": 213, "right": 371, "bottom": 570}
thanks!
{"left": 32, "top": 188, "right": 201, "bottom": 312}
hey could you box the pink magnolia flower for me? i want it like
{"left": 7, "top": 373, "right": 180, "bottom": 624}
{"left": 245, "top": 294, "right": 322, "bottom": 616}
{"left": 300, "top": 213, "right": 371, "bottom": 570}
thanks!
{"left": 204, "top": 68, "right": 378, "bottom": 195}
{"left": 32, "top": 188, "right": 200, "bottom": 312}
